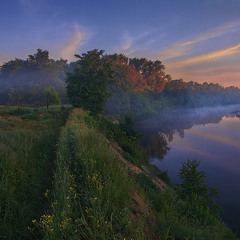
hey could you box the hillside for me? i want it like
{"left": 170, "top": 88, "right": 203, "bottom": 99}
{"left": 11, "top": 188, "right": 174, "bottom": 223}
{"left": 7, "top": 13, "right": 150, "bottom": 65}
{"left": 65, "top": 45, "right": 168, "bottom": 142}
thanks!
{"left": 0, "top": 106, "right": 237, "bottom": 239}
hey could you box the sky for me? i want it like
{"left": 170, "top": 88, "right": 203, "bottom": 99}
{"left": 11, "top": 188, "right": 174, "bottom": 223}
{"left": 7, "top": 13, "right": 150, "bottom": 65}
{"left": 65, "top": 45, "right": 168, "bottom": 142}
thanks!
{"left": 0, "top": 0, "right": 240, "bottom": 87}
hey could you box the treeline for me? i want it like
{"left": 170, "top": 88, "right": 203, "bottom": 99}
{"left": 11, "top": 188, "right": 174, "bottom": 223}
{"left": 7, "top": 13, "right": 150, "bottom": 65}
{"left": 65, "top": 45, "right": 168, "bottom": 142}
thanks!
{"left": 1, "top": 49, "right": 240, "bottom": 115}
{"left": 103, "top": 53, "right": 240, "bottom": 117}
{"left": 0, "top": 49, "right": 69, "bottom": 105}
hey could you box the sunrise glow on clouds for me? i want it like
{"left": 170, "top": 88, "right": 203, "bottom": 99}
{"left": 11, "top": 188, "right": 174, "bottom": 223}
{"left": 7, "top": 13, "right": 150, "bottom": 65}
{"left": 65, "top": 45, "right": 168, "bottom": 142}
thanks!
{"left": 157, "top": 22, "right": 240, "bottom": 87}
{"left": 0, "top": 0, "right": 240, "bottom": 87}
{"left": 60, "top": 24, "right": 87, "bottom": 61}
{"left": 160, "top": 21, "right": 240, "bottom": 61}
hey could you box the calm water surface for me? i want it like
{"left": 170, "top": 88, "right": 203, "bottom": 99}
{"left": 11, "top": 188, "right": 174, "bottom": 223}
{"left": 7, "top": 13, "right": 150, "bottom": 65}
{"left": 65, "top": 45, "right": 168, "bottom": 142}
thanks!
{"left": 137, "top": 105, "right": 240, "bottom": 235}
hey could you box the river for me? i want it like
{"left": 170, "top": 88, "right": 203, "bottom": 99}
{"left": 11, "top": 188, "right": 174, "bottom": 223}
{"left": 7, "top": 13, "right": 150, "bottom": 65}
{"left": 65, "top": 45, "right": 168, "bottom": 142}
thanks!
{"left": 137, "top": 105, "right": 240, "bottom": 235}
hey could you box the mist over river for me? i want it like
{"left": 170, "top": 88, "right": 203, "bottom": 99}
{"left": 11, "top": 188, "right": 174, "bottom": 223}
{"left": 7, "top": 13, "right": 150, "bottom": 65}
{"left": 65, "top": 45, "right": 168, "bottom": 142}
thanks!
{"left": 137, "top": 105, "right": 240, "bottom": 235}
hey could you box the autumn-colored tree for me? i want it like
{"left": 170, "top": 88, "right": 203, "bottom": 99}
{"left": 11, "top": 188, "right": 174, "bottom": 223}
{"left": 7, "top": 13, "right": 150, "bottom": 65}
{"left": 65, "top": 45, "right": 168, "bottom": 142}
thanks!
{"left": 127, "top": 64, "right": 146, "bottom": 90}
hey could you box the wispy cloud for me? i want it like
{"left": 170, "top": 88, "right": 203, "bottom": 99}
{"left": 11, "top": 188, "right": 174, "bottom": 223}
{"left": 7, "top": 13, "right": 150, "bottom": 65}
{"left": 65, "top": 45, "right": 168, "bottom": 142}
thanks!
{"left": 61, "top": 24, "right": 87, "bottom": 61}
{"left": 113, "top": 34, "right": 137, "bottom": 56}
{"left": 113, "top": 29, "right": 158, "bottom": 56}
{"left": 160, "top": 21, "right": 240, "bottom": 61}
{"left": 168, "top": 43, "right": 240, "bottom": 69}
{"left": 118, "top": 35, "right": 137, "bottom": 56}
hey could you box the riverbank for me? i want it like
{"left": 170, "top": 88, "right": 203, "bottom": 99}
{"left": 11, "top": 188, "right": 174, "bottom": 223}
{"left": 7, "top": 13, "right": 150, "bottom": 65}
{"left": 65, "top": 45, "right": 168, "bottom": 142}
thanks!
{"left": 0, "top": 106, "right": 237, "bottom": 239}
{"left": 36, "top": 108, "right": 237, "bottom": 239}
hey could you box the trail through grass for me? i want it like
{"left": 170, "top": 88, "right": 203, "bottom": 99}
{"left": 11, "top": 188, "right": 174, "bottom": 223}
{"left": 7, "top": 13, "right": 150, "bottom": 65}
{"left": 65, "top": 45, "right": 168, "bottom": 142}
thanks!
{"left": 0, "top": 105, "right": 69, "bottom": 239}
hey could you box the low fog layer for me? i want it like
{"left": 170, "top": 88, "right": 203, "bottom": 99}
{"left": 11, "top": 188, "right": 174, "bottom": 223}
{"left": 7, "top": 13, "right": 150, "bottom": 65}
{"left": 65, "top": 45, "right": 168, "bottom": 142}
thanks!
{"left": 137, "top": 104, "right": 240, "bottom": 134}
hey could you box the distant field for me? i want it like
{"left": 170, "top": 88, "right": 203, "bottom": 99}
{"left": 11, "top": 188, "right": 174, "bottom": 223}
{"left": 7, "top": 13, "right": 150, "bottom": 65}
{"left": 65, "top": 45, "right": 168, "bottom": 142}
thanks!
{"left": 0, "top": 105, "right": 69, "bottom": 239}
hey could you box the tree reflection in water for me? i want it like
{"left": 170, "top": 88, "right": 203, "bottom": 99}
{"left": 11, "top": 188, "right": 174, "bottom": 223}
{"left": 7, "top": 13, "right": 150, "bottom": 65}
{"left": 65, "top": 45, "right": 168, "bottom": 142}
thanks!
{"left": 137, "top": 105, "right": 240, "bottom": 160}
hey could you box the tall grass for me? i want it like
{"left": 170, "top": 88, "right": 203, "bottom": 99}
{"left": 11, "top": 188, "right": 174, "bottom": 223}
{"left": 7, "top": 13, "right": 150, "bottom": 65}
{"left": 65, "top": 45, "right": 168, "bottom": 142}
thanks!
{"left": 0, "top": 105, "right": 69, "bottom": 239}
{"left": 38, "top": 108, "right": 237, "bottom": 240}
{"left": 1, "top": 106, "right": 236, "bottom": 239}
{"left": 38, "top": 109, "right": 149, "bottom": 240}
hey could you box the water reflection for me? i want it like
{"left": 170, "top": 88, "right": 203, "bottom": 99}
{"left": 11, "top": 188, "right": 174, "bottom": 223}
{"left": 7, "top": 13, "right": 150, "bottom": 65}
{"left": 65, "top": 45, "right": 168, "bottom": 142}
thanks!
{"left": 137, "top": 105, "right": 240, "bottom": 159}
{"left": 137, "top": 104, "right": 240, "bottom": 235}
{"left": 141, "top": 132, "right": 170, "bottom": 159}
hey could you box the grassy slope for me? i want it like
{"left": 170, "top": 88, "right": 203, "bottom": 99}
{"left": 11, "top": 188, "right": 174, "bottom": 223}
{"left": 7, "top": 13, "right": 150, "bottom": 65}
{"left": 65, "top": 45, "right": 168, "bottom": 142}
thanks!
{"left": 38, "top": 108, "right": 237, "bottom": 240}
{"left": 0, "top": 107, "right": 237, "bottom": 239}
{"left": 37, "top": 108, "right": 152, "bottom": 239}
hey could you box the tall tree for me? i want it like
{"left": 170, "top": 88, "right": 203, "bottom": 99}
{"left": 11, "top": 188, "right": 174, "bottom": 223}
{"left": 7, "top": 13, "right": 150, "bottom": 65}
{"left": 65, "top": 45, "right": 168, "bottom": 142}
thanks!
{"left": 66, "top": 49, "right": 114, "bottom": 115}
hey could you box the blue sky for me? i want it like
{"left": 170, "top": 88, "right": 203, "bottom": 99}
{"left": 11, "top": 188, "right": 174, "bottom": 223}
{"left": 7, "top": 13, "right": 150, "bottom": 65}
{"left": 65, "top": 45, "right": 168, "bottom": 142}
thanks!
{"left": 0, "top": 0, "right": 240, "bottom": 87}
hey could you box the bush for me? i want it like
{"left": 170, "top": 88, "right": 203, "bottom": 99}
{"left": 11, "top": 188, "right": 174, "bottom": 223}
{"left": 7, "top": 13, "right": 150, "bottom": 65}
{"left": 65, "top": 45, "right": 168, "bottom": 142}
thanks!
{"left": 178, "top": 158, "right": 220, "bottom": 216}
{"left": 44, "top": 86, "right": 61, "bottom": 105}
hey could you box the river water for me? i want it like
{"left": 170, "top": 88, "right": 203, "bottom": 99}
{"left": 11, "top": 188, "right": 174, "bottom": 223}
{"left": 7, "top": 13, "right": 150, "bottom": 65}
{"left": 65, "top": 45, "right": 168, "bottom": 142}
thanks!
{"left": 137, "top": 105, "right": 240, "bottom": 235}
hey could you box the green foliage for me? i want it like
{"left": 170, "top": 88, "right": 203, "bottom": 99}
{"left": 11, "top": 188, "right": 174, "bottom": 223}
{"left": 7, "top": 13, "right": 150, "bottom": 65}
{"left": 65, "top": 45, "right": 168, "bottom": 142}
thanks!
{"left": 0, "top": 105, "right": 69, "bottom": 239}
{"left": 134, "top": 173, "right": 158, "bottom": 191}
{"left": 150, "top": 187, "right": 237, "bottom": 240}
{"left": 38, "top": 109, "right": 146, "bottom": 239}
{"left": 44, "top": 86, "right": 61, "bottom": 105}
{"left": 66, "top": 49, "right": 114, "bottom": 115}
{"left": 82, "top": 112, "right": 147, "bottom": 166}
{"left": 178, "top": 158, "right": 220, "bottom": 215}
{"left": 119, "top": 111, "right": 142, "bottom": 140}
{"left": 1, "top": 50, "right": 240, "bottom": 113}
{"left": 0, "top": 49, "right": 67, "bottom": 105}
{"left": 0, "top": 106, "right": 237, "bottom": 240}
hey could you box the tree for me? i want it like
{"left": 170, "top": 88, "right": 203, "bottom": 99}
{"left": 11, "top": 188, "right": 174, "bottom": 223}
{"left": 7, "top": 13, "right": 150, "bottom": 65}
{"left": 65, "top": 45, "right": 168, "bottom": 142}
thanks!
{"left": 127, "top": 64, "right": 146, "bottom": 90}
{"left": 119, "top": 111, "right": 141, "bottom": 140}
{"left": 66, "top": 49, "right": 114, "bottom": 115}
{"left": 0, "top": 49, "right": 67, "bottom": 105}
{"left": 44, "top": 86, "right": 61, "bottom": 105}
{"left": 178, "top": 158, "right": 220, "bottom": 214}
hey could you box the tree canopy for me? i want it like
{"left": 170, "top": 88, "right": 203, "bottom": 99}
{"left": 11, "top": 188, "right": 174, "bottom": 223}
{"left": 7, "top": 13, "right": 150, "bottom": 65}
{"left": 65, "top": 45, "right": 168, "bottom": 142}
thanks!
{"left": 0, "top": 49, "right": 67, "bottom": 105}
{"left": 0, "top": 49, "right": 240, "bottom": 112}
{"left": 66, "top": 49, "right": 114, "bottom": 115}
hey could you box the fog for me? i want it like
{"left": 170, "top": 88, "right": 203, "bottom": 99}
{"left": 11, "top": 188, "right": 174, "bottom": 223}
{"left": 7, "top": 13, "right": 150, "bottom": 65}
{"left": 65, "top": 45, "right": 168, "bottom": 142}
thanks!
{"left": 137, "top": 104, "right": 240, "bottom": 159}
{"left": 137, "top": 104, "right": 240, "bottom": 135}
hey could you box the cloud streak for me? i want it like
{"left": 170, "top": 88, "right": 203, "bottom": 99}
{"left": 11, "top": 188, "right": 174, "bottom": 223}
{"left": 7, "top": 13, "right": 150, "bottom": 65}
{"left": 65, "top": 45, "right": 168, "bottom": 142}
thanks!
{"left": 160, "top": 21, "right": 240, "bottom": 61}
{"left": 61, "top": 24, "right": 87, "bottom": 61}
{"left": 113, "top": 29, "right": 158, "bottom": 57}
{"left": 168, "top": 43, "right": 240, "bottom": 69}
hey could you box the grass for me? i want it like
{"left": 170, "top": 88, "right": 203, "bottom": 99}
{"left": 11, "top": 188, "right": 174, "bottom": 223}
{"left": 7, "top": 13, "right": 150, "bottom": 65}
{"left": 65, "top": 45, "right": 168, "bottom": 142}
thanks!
{"left": 0, "top": 105, "right": 69, "bottom": 239}
{"left": 37, "top": 108, "right": 237, "bottom": 240}
{"left": 0, "top": 106, "right": 237, "bottom": 239}
{"left": 37, "top": 109, "right": 149, "bottom": 239}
